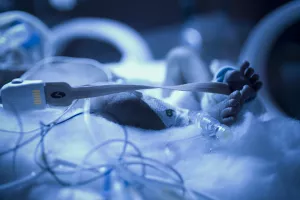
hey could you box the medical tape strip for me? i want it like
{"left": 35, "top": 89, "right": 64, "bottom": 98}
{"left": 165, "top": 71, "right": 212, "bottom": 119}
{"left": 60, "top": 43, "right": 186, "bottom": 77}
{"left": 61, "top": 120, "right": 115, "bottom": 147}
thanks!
{"left": 45, "top": 82, "right": 231, "bottom": 106}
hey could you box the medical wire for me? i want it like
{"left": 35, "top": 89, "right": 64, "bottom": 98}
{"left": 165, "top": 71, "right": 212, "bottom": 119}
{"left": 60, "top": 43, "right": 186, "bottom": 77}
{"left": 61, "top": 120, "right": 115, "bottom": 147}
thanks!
{"left": 0, "top": 171, "right": 46, "bottom": 191}
{"left": 33, "top": 114, "right": 115, "bottom": 187}
{"left": 0, "top": 101, "right": 82, "bottom": 156}
{"left": 120, "top": 161, "right": 185, "bottom": 189}
{"left": 31, "top": 109, "right": 134, "bottom": 186}
{"left": 0, "top": 99, "right": 80, "bottom": 135}
{"left": 116, "top": 161, "right": 190, "bottom": 199}
{"left": 72, "top": 140, "right": 145, "bottom": 186}
{"left": 0, "top": 115, "right": 210, "bottom": 199}
{"left": 124, "top": 154, "right": 185, "bottom": 185}
{"left": 0, "top": 98, "right": 209, "bottom": 199}
{"left": 33, "top": 111, "right": 185, "bottom": 193}
{"left": 0, "top": 105, "right": 85, "bottom": 190}
{"left": 0, "top": 12, "right": 219, "bottom": 199}
{"left": 71, "top": 111, "right": 135, "bottom": 186}
{"left": 1, "top": 93, "right": 185, "bottom": 189}
{"left": 80, "top": 108, "right": 147, "bottom": 175}
{"left": 9, "top": 102, "right": 25, "bottom": 179}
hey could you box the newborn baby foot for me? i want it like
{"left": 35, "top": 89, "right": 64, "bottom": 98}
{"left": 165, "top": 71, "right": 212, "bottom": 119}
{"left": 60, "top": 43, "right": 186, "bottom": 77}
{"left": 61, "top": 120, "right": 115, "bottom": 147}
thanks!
{"left": 203, "top": 61, "right": 263, "bottom": 125}
{"left": 220, "top": 84, "right": 258, "bottom": 125}
{"left": 224, "top": 61, "right": 263, "bottom": 96}
{"left": 219, "top": 90, "right": 242, "bottom": 125}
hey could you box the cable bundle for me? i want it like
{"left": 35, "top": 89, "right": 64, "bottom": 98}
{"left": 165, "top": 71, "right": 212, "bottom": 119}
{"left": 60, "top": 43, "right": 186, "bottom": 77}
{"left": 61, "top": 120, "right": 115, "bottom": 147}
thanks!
{"left": 0, "top": 100, "right": 216, "bottom": 200}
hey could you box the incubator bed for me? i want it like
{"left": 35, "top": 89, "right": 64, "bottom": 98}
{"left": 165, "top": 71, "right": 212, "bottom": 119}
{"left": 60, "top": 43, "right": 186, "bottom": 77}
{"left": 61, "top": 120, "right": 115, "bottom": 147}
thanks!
{"left": 1, "top": 2, "right": 300, "bottom": 200}
{"left": 1, "top": 57, "right": 300, "bottom": 200}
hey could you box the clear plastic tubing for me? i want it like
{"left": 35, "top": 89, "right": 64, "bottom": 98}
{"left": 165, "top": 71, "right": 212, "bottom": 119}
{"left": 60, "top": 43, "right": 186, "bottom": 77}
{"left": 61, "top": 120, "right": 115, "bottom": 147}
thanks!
{"left": 0, "top": 11, "right": 52, "bottom": 57}
{"left": 195, "top": 112, "right": 232, "bottom": 140}
{"left": 0, "top": 23, "right": 30, "bottom": 55}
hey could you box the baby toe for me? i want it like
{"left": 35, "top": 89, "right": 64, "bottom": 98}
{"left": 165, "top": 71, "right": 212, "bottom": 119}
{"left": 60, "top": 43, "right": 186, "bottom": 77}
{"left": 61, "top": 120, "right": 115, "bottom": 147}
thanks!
{"left": 241, "top": 85, "right": 256, "bottom": 102}
{"left": 227, "top": 99, "right": 241, "bottom": 114}
{"left": 240, "top": 61, "right": 250, "bottom": 74}
{"left": 245, "top": 67, "right": 255, "bottom": 78}
{"left": 249, "top": 74, "right": 259, "bottom": 84}
{"left": 221, "top": 107, "right": 239, "bottom": 118}
{"left": 229, "top": 90, "right": 242, "bottom": 101}
{"left": 222, "top": 116, "right": 236, "bottom": 126}
{"left": 253, "top": 81, "right": 263, "bottom": 91}
{"left": 227, "top": 98, "right": 240, "bottom": 107}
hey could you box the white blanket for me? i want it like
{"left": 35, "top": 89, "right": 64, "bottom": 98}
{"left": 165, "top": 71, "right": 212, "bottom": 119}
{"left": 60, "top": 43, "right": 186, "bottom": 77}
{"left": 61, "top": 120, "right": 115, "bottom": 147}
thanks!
{"left": 0, "top": 103, "right": 299, "bottom": 200}
{"left": 1, "top": 62, "right": 299, "bottom": 200}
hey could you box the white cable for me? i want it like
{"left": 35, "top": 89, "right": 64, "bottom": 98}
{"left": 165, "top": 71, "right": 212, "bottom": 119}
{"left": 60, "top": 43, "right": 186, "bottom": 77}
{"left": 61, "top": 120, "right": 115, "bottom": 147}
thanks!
{"left": 239, "top": 1, "right": 300, "bottom": 117}
{"left": 0, "top": 171, "right": 45, "bottom": 191}
{"left": 51, "top": 18, "right": 152, "bottom": 63}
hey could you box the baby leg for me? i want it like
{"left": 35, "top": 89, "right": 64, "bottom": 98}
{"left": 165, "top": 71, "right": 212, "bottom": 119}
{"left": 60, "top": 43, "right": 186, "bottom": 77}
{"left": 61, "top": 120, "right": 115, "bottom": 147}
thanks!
{"left": 204, "top": 85, "right": 257, "bottom": 125}
{"left": 202, "top": 61, "right": 263, "bottom": 125}
{"left": 163, "top": 46, "right": 212, "bottom": 99}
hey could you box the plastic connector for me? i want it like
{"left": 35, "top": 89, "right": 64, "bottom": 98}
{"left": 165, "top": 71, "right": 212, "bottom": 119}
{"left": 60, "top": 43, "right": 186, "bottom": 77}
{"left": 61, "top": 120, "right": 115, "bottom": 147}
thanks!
{"left": 0, "top": 79, "right": 46, "bottom": 111}
{"left": 196, "top": 112, "right": 232, "bottom": 140}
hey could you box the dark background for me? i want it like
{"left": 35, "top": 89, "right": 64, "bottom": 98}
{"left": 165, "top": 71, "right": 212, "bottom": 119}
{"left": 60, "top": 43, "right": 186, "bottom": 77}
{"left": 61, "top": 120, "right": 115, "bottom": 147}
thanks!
{"left": 0, "top": 0, "right": 291, "bottom": 30}
{"left": 0, "top": 0, "right": 290, "bottom": 63}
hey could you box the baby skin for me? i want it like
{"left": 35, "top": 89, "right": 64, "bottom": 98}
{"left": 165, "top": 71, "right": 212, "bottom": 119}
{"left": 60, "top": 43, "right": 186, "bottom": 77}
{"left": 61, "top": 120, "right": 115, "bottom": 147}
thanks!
{"left": 204, "top": 61, "right": 263, "bottom": 125}
{"left": 90, "top": 49, "right": 263, "bottom": 129}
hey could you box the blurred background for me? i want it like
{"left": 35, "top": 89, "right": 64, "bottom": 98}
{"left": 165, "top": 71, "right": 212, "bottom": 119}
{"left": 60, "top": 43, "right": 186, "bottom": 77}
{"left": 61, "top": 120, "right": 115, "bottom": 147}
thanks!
{"left": 0, "top": 0, "right": 299, "bottom": 119}
{"left": 0, "top": 0, "right": 291, "bottom": 62}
